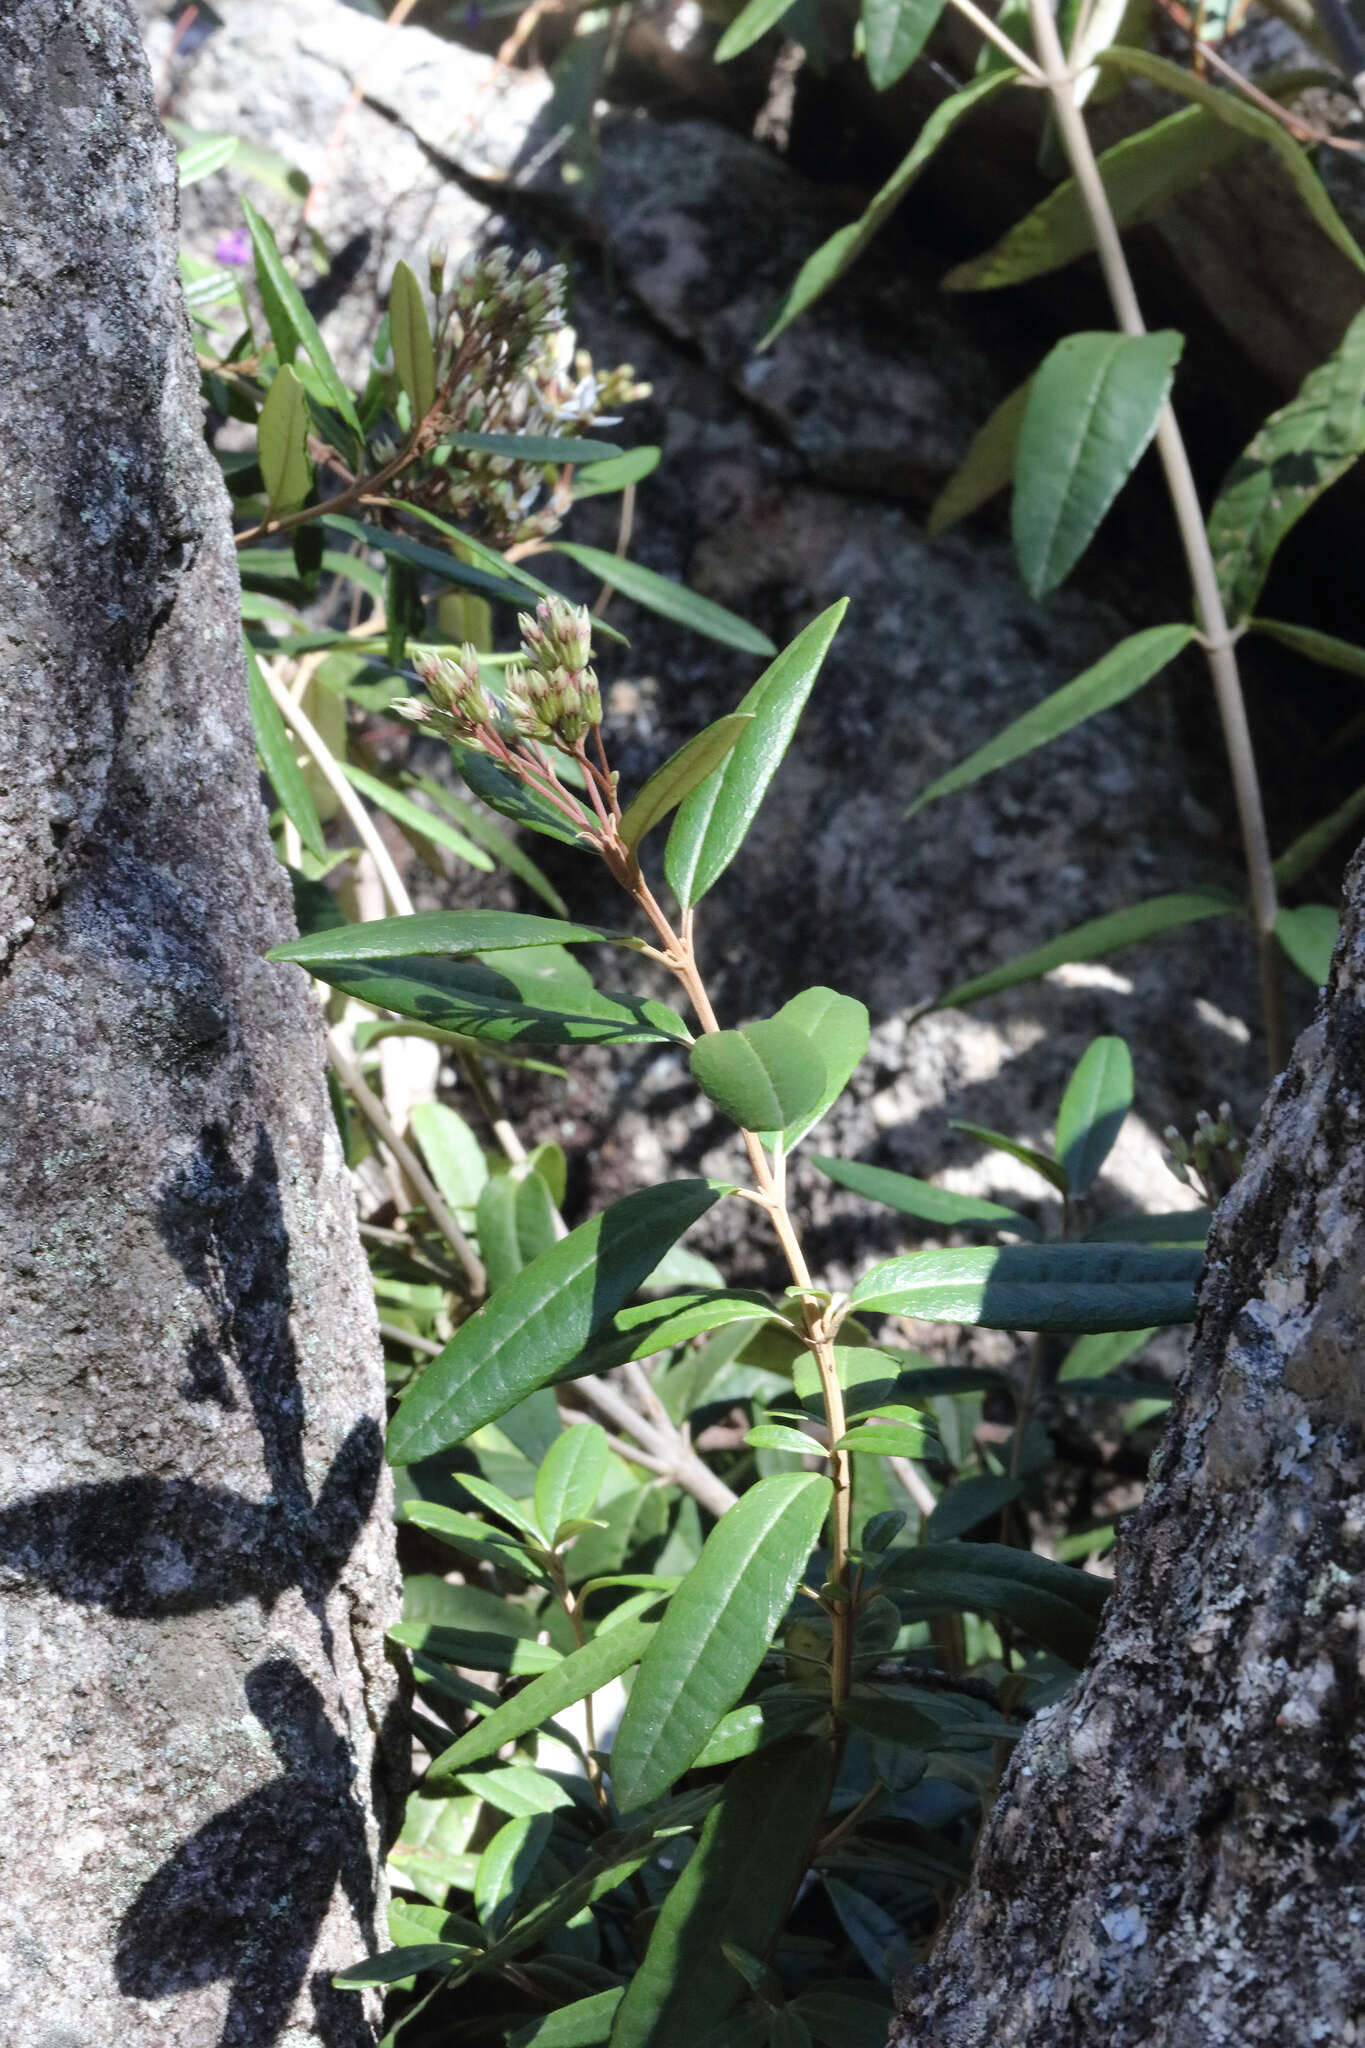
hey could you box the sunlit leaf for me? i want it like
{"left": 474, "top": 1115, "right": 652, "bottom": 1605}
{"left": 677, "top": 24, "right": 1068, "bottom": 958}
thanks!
{"left": 242, "top": 197, "right": 361, "bottom": 434}
{"left": 243, "top": 638, "right": 326, "bottom": 861}
{"left": 691, "top": 1017, "right": 827, "bottom": 1133}
{"left": 550, "top": 542, "right": 774, "bottom": 655}
{"left": 619, "top": 715, "right": 753, "bottom": 851}
{"left": 257, "top": 364, "right": 312, "bottom": 514}
{"left": 715, "top": 0, "right": 800, "bottom": 60}
{"left": 810, "top": 1155, "right": 1039, "bottom": 1237}
{"left": 389, "top": 258, "right": 437, "bottom": 422}
{"left": 759, "top": 987, "right": 870, "bottom": 1149}
{"left": 268, "top": 909, "right": 627, "bottom": 965}
{"left": 863, "top": 0, "right": 947, "bottom": 90}
{"left": 848, "top": 1241, "right": 1202, "bottom": 1329}
{"left": 930, "top": 890, "right": 1237, "bottom": 1009}
{"left": 1054, "top": 1035, "right": 1133, "bottom": 1195}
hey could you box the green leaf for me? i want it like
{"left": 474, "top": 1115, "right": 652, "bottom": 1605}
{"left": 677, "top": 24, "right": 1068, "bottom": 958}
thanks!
{"left": 930, "top": 890, "right": 1236, "bottom": 1010}
{"left": 926, "top": 1472, "right": 1022, "bottom": 1540}
{"left": 862, "top": 0, "right": 947, "bottom": 88}
{"left": 444, "top": 430, "right": 624, "bottom": 465}
{"left": 1095, "top": 47, "right": 1365, "bottom": 278}
{"left": 927, "top": 376, "right": 1032, "bottom": 535}
{"left": 822, "top": 1881, "right": 907, "bottom": 1983}
{"left": 268, "top": 909, "right": 626, "bottom": 965}
{"left": 835, "top": 1420, "right": 936, "bottom": 1454}
{"left": 848, "top": 1241, "right": 1201, "bottom": 1330}
{"left": 430, "top": 1621, "right": 658, "bottom": 1776}
{"left": 478, "top": 1170, "right": 560, "bottom": 1293}
{"left": 1013, "top": 331, "right": 1183, "bottom": 597}
{"left": 789, "top": 1986, "right": 894, "bottom": 2048}
{"left": 835, "top": 1691, "right": 941, "bottom": 1749}
{"left": 666, "top": 602, "right": 848, "bottom": 907}
{"left": 761, "top": 71, "right": 1015, "bottom": 345}
{"left": 257, "top": 364, "right": 312, "bottom": 514}
{"left": 536, "top": 1424, "right": 611, "bottom": 1543}
{"left": 549, "top": 542, "right": 775, "bottom": 656}
{"left": 477, "top": 1812, "right": 555, "bottom": 1936}
{"left": 690, "top": 1018, "right": 827, "bottom": 1133}
{"left": 1276, "top": 903, "right": 1339, "bottom": 986}
{"left": 389, "top": 1620, "right": 560, "bottom": 1674}
{"left": 573, "top": 446, "right": 663, "bottom": 498}
{"left": 611, "top": 1473, "right": 833, "bottom": 1810}
{"left": 341, "top": 765, "right": 499, "bottom": 869}
{"left": 747, "top": 1422, "right": 823, "bottom": 1455}
{"left": 948, "top": 1120, "right": 1069, "bottom": 1195}
{"left": 1054, "top": 1035, "right": 1133, "bottom": 1196}
{"left": 333, "top": 1944, "right": 468, "bottom": 1987}
{"left": 907, "top": 624, "right": 1194, "bottom": 814}
{"left": 291, "top": 952, "right": 690, "bottom": 1049}
{"left": 241, "top": 198, "right": 361, "bottom": 435}
{"left": 944, "top": 104, "right": 1245, "bottom": 291}
{"left": 326, "top": 514, "right": 533, "bottom": 609}
{"left": 389, "top": 259, "right": 436, "bottom": 422}
{"left": 1056, "top": 1326, "right": 1154, "bottom": 1384}
{"left": 1251, "top": 617, "right": 1365, "bottom": 682}
{"left": 547, "top": 1291, "right": 782, "bottom": 1389}
{"left": 455, "top": 744, "right": 585, "bottom": 846}
{"left": 1207, "top": 306, "right": 1365, "bottom": 621}
{"left": 714, "top": 0, "right": 800, "bottom": 60}
{"left": 880, "top": 1541, "right": 1108, "bottom": 1666}
{"left": 388, "top": 1181, "right": 719, "bottom": 1462}
{"left": 609, "top": 1737, "right": 835, "bottom": 2047}
{"left": 177, "top": 132, "right": 238, "bottom": 186}
{"left": 619, "top": 715, "right": 754, "bottom": 851}
{"left": 404, "top": 773, "right": 569, "bottom": 912}
{"left": 1273, "top": 780, "right": 1365, "bottom": 890}
{"left": 689, "top": 1691, "right": 824, "bottom": 1768}
{"left": 511, "top": 1990, "right": 624, "bottom": 2048}
{"left": 410, "top": 1101, "right": 489, "bottom": 1227}
{"left": 1084, "top": 1210, "right": 1210, "bottom": 1244}
{"left": 459, "top": 1766, "right": 574, "bottom": 1817}
{"left": 242, "top": 639, "right": 326, "bottom": 861}
{"left": 759, "top": 987, "right": 870, "bottom": 1149}
{"left": 810, "top": 1155, "right": 1039, "bottom": 1238}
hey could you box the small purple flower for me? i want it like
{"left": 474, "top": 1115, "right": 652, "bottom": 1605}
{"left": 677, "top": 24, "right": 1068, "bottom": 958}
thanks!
{"left": 214, "top": 226, "right": 251, "bottom": 267}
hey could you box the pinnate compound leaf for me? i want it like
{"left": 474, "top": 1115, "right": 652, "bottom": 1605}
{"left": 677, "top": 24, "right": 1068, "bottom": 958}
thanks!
{"left": 930, "top": 890, "right": 1236, "bottom": 1010}
{"left": 389, "top": 258, "right": 436, "bottom": 421}
{"left": 1054, "top": 1035, "right": 1134, "bottom": 1195}
{"left": 715, "top": 0, "right": 800, "bottom": 58}
{"left": 619, "top": 715, "right": 754, "bottom": 850}
{"left": 759, "top": 987, "right": 870, "bottom": 1148}
{"left": 535, "top": 1423, "right": 611, "bottom": 1543}
{"left": 243, "top": 640, "right": 326, "bottom": 861}
{"left": 1276, "top": 903, "right": 1339, "bottom": 986}
{"left": 810, "top": 1154, "right": 1039, "bottom": 1238}
{"left": 430, "top": 1621, "right": 658, "bottom": 1777}
{"left": 927, "top": 376, "right": 1032, "bottom": 534}
{"left": 387, "top": 1180, "right": 719, "bottom": 1462}
{"left": 269, "top": 910, "right": 625, "bottom": 965}
{"left": 690, "top": 1017, "right": 826, "bottom": 1133}
{"left": 609, "top": 1737, "right": 835, "bottom": 2048}
{"left": 549, "top": 542, "right": 774, "bottom": 656}
{"left": 762, "top": 71, "right": 1015, "bottom": 345}
{"left": 242, "top": 198, "right": 361, "bottom": 434}
{"left": 880, "top": 1540, "right": 1108, "bottom": 1666}
{"left": 257, "top": 364, "right": 312, "bottom": 513}
{"left": 863, "top": 0, "right": 948, "bottom": 90}
{"left": 849, "top": 1242, "right": 1201, "bottom": 1329}
{"left": 1013, "top": 331, "right": 1183, "bottom": 597}
{"left": 666, "top": 601, "right": 848, "bottom": 907}
{"left": 291, "top": 952, "right": 689, "bottom": 1049}
{"left": 1208, "top": 306, "right": 1365, "bottom": 621}
{"left": 907, "top": 624, "right": 1194, "bottom": 814}
{"left": 610, "top": 1473, "right": 833, "bottom": 1811}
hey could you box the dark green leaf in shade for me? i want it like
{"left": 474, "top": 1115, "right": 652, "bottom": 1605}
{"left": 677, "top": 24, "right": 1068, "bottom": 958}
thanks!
{"left": 242, "top": 198, "right": 361, "bottom": 433}
{"left": 1272, "top": 780, "right": 1365, "bottom": 890}
{"left": 326, "top": 514, "right": 533, "bottom": 608}
{"left": 1054, "top": 1035, "right": 1133, "bottom": 1196}
{"left": 848, "top": 1241, "right": 1201, "bottom": 1330}
{"left": 618, "top": 715, "right": 754, "bottom": 850}
{"left": 444, "top": 430, "right": 623, "bottom": 465}
{"left": 879, "top": 1541, "right": 1108, "bottom": 1666}
{"left": 925, "top": 1472, "right": 1022, "bottom": 1540}
{"left": 929, "top": 891, "right": 1237, "bottom": 1010}
{"left": 243, "top": 638, "right": 327, "bottom": 861}
{"left": 510, "top": 1990, "right": 624, "bottom": 2048}
{"left": 550, "top": 542, "right": 775, "bottom": 655}
{"left": 810, "top": 1155, "right": 1038, "bottom": 1238}
{"left": 1252, "top": 616, "right": 1365, "bottom": 682}
{"left": 715, "top": 0, "right": 801, "bottom": 60}
{"left": 788, "top": 1984, "right": 894, "bottom": 2048}
{"left": 333, "top": 1944, "right": 470, "bottom": 1987}
{"left": 821, "top": 1881, "right": 908, "bottom": 1984}
{"left": 835, "top": 1691, "right": 941, "bottom": 1749}
{"left": 454, "top": 744, "right": 585, "bottom": 846}
{"left": 389, "top": 258, "right": 436, "bottom": 421}
{"left": 927, "top": 376, "right": 1032, "bottom": 535}
{"left": 690, "top": 1018, "right": 827, "bottom": 1133}
{"left": 1276, "top": 903, "right": 1339, "bottom": 986}
{"left": 1083, "top": 1210, "right": 1210, "bottom": 1244}
{"left": 387, "top": 1180, "right": 719, "bottom": 1461}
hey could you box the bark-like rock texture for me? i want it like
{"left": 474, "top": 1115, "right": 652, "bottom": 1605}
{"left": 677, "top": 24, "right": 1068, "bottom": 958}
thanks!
{"left": 0, "top": 7, "right": 403, "bottom": 2045}
{"left": 895, "top": 844, "right": 1365, "bottom": 2046}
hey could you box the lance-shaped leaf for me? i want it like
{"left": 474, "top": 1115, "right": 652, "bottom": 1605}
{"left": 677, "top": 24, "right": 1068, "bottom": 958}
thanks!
{"left": 810, "top": 1155, "right": 1040, "bottom": 1238}
{"left": 1207, "top": 305, "right": 1365, "bottom": 621}
{"left": 715, "top": 0, "right": 800, "bottom": 59}
{"left": 949, "top": 1120, "right": 1068, "bottom": 1194}
{"left": 549, "top": 542, "right": 774, "bottom": 656}
{"left": 573, "top": 445, "right": 662, "bottom": 498}
{"left": 242, "top": 198, "right": 361, "bottom": 435}
{"left": 1273, "top": 780, "right": 1365, "bottom": 890}
{"left": 389, "top": 258, "right": 436, "bottom": 422}
{"left": 879, "top": 1541, "right": 1109, "bottom": 1666}
{"left": 545, "top": 1290, "right": 783, "bottom": 1386}
{"left": 666, "top": 601, "right": 848, "bottom": 907}
{"left": 690, "top": 1691, "right": 824, "bottom": 1768}
{"left": 477, "top": 1169, "right": 559, "bottom": 1293}
{"left": 926, "top": 1472, "right": 1023, "bottom": 1542}
{"left": 927, "top": 376, "right": 1032, "bottom": 535}
{"left": 429, "top": 1621, "right": 658, "bottom": 1776}
{"left": 387, "top": 1180, "right": 719, "bottom": 1461}
{"left": 863, "top": 0, "right": 948, "bottom": 89}
{"left": 944, "top": 104, "right": 1245, "bottom": 291}
{"left": 455, "top": 745, "right": 584, "bottom": 846}
{"left": 333, "top": 1944, "right": 470, "bottom": 1988}
{"left": 535, "top": 1423, "right": 610, "bottom": 1543}
{"left": 611, "top": 1472, "right": 833, "bottom": 1811}
{"left": 1013, "top": 331, "right": 1183, "bottom": 597}
{"left": 477, "top": 1813, "right": 555, "bottom": 1937}
{"left": 619, "top": 714, "right": 753, "bottom": 851}
{"left": 762, "top": 71, "right": 1014, "bottom": 345}
{"left": 269, "top": 909, "right": 630, "bottom": 966}
{"left": 443, "top": 430, "right": 624, "bottom": 465}
{"left": 1252, "top": 616, "right": 1365, "bottom": 682}
{"left": 177, "top": 132, "right": 238, "bottom": 186}
{"left": 758, "top": 986, "right": 870, "bottom": 1149}
{"left": 342, "top": 765, "right": 495, "bottom": 871}
{"left": 611, "top": 1736, "right": 835, "bottom": 2048}
{"left": 289, "top": 952, "right": 690, "bottom": 1048}
{"left": 511, "top": 1990, "right": 623, "bottom": 2048}
{"left": 326, "top": 514, "right": 532, "bottom": 608}
{"left": 907, "top": 624, "right": 1194, "bottom": 814}
{"left": 1054, "top": 1035, "right": 1133, "bottom": 1195}
{"left": 1084, "top": 1210, "right": 1210, "bottom": 1244}
{"left": 243, "top": 639, "right": 326, "bottom": 861}
{"left": 929, "top": 890, "right": 1237, "bottom": 1010}
{"left": 1277, "top": 903, "right": 1339, "bottom": 986}
{"left": 257, "top": 363, "right": 312, "bottom": 513}
{"left": 848, "top": 1241, "right": 1202, "bottom": 1330}
{"left": 690, "top": 1017, "right": 826, "bottom": 1133}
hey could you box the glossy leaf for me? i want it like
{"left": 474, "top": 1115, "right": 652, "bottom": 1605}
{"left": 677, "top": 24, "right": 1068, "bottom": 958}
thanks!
{"left": 536, "top": 1424, "right": 611, "bottom": 1543}
{"left": 257, "top": 364, "right": 312, "bottom": 513}
{"left": 811, "top": 1154, "right": 1039, "bottom": 1238}
{"left": 1056, "top": 1326, "right": 1154, "bottom": 1384}
{"left": 689, "top": 1691, "right": 824, "bottom": 1768}
{"left": 1055, "top": 1035, "right": 1133, "bottom": 1195}
{"left": 1207, "top": 306, "right": 1365, "bottom": 621}
{"left": 930, "top": 890, "right": 1236, "bottom": 1010}
{"left": 326, "top": 514, "right": 532, "bottom": 608}
{"left": 445, "top": 430, "right": 623, "bottom": 465}
{"left": 389, "top": 258, "right": 436, "bottom": 422}
{"left": 574, "top": 445, "right": 663, "bottom": 498}
{"left": 477, "top": 1170, "right": 560, "bottom": 1294}
{"left": 666, "top": 601, "right": 848, "bottom": 906}
{"left": 762, "top": 72, "right": 1015, "bottom": 345}
{"left": 177, "top": 132, "right": 238, "bottom": 185}
{"left": 477, "top": 1813, "right": 555, "bottom": 1937}
{"left": 242, "top": 198, "right": 361, "bottom": 434}
{"left": 455, "top": 744, "right": 585, "bottom": 846}
{"left": 511, "top": 1990, "right": 624, "bottom": 2048}
{"left": 243, "top": 639, "right": 326, "bottom": 861}
{"left": 1276, "top": 903, "right": 1339, "bottom": 986}
{"left": 333, "top": 1944, "right": 468, "bottom": 1987}
{"left": 1013, "top": 331, "right": 1183, "bottom": 597}
{"left": 880, "top": 1541, "right": 1108, "bottom": 1666}
{"left": 268, "top": 909, "right": 625, "bottom": 965}
{"left": 550, "top": 542, "right": 774, "bottom": 656}
{"left": 619, "top": 714, "right": 753, "bottom": 851}
{"left": 610, "top": 1737, "right": 835, "bottom": 2047}
{"left": 759, "top": 987, "right": 870, "bottom": 1149}
{"left": 461, "top": 1766, "right": 575, "bottom": 1818}
{"left": 835, "top": 1419, "right": 936, "bottom": 1454}
{"left": 430, "top": 1621, "right": 658, "bottom": 1776}
{"left": 547, "top": 1291, "right": 782, "bottom": 1387}
{"left": 611, "top": 1473, "right": 833, "bottom": 1810}
{"left": 747, "top": 1422, "right": 823, "bottom": 1455}
{"left": 863, "top": 0, "right": 947, "bottom": 89}
{"left": 927, "top": 376, "right": 1032, "bottom": 535}
{"left": 907, "top": 624, "right": 1194, "bottom": 814}
{"left": 388, "top": 1180, "right": 719, "bottom": 1461}
{"left": 389, "top": 1619, "right": 560, "bottom": 1675}
{"left": 715, "top": 0, "right": 800, "bottom": 59}
{"left": 848, "top": 1241, "right": 1202, "bottom": 1329}
{"left": 690, "top": 1018, "right": 827, "bottom": 1133}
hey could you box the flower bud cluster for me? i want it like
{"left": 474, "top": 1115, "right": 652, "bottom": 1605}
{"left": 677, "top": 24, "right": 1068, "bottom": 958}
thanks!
{"left": 449, "top": 248, "right": 566, "bottom": 374}
{"left": 504, "top": 598, "right": 600, "bottom": 750}
{"left": 396, "top": 644, "right": 499, "bottom": 747}
{"left": 1163, "top": 1103, "right": 1245, "bottom": 1198}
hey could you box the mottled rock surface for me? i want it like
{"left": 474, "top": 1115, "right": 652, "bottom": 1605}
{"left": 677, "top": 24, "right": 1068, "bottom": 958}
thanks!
{"left": 0, "top": 5, "right": 402, "bottom": 2042}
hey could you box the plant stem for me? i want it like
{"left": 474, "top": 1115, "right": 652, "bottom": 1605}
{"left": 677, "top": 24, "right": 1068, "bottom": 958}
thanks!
{"left": 1016, "top": 0, "right": 1287, "bottom": 1074}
